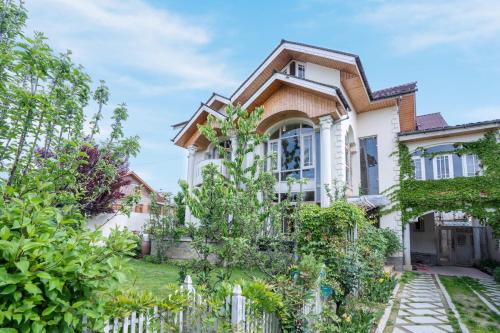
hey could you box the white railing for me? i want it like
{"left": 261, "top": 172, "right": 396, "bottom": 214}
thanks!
{"left": 97, "top": 275, "right": 281, "bottom": 333}
{"left": 193, "top": 159, "right": 227, "bottom": 186}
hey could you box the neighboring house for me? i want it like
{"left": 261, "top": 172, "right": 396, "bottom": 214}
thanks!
{"left": 399, "top": 120, "right": 500, "bottom": 267}
{"left": 171, "top": 40, "right": 500, "bottom": 270}
{"left": 87, "top": 171, "right": 168, "bottom": 237}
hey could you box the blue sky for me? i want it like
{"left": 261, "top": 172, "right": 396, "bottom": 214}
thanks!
{"left": 25, "top": 0, "right": 500, "bottom": 193}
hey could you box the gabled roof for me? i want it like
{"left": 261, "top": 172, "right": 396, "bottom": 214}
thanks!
{"left": 206, "top": 93, "right": 230, "bottom": 111}
{"left": 416, "top": 112, "right": 448, "bottom": 130}
{"left": 372, "top": 82, "right": 418, "bottom": 100}
{"left": 173, "top": 40, "right": 418, "bottom": 147}
{"left": 172, "top": 103, "right": 226, "bottom": 146}
{"left": 124, "top": 171, "right": 156, "bottom": 194}
{"left": 243, "top": 71, "right": 349, "bottom": 113}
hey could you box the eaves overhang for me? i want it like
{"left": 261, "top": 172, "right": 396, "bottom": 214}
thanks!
{"left": 243, "top": 71, "right": 350, "bottom": 113}
{"left": 172, "top": 103, "right": 227, "bottom": 146}
{"left": 398, "top": 119, "right": 500, "bottom": 142}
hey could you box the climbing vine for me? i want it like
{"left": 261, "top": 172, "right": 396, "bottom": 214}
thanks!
{"left": 387, "top": 131, "right": 500, "bottom": 234}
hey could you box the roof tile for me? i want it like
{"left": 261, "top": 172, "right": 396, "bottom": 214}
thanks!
{"left": 416, "top": 112, "right": 448, "bottom": 130}
{"left": 372, "top": 82, "right": 417, "bottom": 100}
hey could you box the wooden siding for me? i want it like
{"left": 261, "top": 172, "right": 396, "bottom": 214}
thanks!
{"left": 256, "top": 85, "right": 340, "bottom": 132}
{"left": 340, "top": 73, "right": 397, "bottom": 112}
{"left": 233, "top": 49, "right": 359, "bottom": 107}
{"left": 399, "top": 93, "right": 417, "bottom": 132}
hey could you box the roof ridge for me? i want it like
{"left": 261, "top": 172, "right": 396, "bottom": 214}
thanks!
{"left": 373, "top": 81, "right": 418, "bottom": 93}
{"left": 417, "top": 112, "right": 442, "bottom": 117}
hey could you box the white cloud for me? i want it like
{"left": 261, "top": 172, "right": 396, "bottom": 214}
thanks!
{"left": 25, "top": 0, "right": 237, "bottom": 92}
{"left": 358, "top": 0, "right": 500, "bottom": 53}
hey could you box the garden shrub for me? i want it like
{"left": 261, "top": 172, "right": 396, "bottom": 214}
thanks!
{"left": 0, "top": 182, "right": 137, "bottom": 331}
{"left": 494, "top": 267, "right": 500, "bottom": 283}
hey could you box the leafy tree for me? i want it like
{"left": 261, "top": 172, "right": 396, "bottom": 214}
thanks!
{"left": 0, "top": 180, "right": 138, "bottom": 331}
{"left": 173, "top": 191, "right": 186, "bottom": 225}
{"left": 0, "top": 3, "right": 142, "bottom": 331}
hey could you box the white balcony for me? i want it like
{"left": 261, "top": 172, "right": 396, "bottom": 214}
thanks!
{"left": 193, "top": 159, "right": 227, "bottom": 186}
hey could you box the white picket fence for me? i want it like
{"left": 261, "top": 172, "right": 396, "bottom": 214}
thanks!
{"left": 88, "top": 272, "right": 327, "bottom": 333}
{"left": 97, "top": 275, "right": 282, "bottom": 333}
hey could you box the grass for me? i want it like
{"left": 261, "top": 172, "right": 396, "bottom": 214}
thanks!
{"left": 440, "top": 275, "right": 500, "bottom": 333}
{"left": 399, "top": 271, "right": 418, "bottom": 285}
{"left": 122, "top": 258, "right": 266, "bottom": 293}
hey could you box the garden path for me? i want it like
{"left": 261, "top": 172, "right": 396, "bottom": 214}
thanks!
{"left": 391, "top": 274, "right": 453, "bottom": 333}
{"left": 477, "top": 278, "right": 500, "bottom": 308}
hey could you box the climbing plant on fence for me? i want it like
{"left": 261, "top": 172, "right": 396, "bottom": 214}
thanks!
{"left": 386, "top": 131, "right": 500, "bottom": 233}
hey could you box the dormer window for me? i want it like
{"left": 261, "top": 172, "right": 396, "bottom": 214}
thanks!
{"left": 297, "top": 63, "right": 305, "bottom": 79}
{"left": 287, "top": 61, "right": 306, "bottom": 79}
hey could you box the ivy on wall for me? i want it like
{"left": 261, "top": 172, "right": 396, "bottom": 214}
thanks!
{"left": 387, "top": 131, "right": 500, "bottom": 234}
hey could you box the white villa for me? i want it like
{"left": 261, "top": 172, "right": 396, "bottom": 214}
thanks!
{"left": 172, "top": 40, "right": 500, "bottom": 270}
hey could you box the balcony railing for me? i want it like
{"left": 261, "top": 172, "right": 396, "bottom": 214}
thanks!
{"left": 193, "top": 158, "right": 227, "bottom": 186}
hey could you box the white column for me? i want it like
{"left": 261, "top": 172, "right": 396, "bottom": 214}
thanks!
{"left": 229, "top": 130, "right": 238, "bottom": 162}
{"left": 472, "top": 218, "right": 481, "bottom": 262}
{"left": 185, "top": 145, "right": 197, "bottom": 225}
{"left": 319, "top": 115, "right": 333, "bottom": 207}
{"left": 403, "top": 223, "right": 412, "bottom": 271}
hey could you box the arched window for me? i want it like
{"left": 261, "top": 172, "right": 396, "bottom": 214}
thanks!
{"left": 267, "top": 123, "right": 315, "bottom": 182}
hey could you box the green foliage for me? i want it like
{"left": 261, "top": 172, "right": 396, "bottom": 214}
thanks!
{"left": 0, "top": 182, "right": 137, "bottom": 331}
{"left": 494, "top": 267, "right": 500, "bottom": 283}
{"left": 173, "top": 191, "right": 186, "bottom": 225}
{"left": 182, "top": 104, "right": 301, "bottom": 284}
{"left": 145, "top": 193, "right": 178, "bottom": 263}
{"left": 389, "top": 132, "right": 500, "bottom": 233}
{"left": 0, "top": 3, "right": 143, "bottom": 331}
{"left": 335, "top": 305, "right": 376, "bottom": 333}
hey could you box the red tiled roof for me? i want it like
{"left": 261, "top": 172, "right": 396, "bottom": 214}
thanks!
{"left": 416, "top": 112, "right": 448, "bottom": 130}
{"left": 372, "top": 82, "right": 417, "bottom": 100}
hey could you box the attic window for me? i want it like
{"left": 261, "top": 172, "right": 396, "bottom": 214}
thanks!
{"left": 297, "top": 63, "right": 305, "bottom": 79}
{"left": 287, "top": 61, "right": 306, "bottom": 79}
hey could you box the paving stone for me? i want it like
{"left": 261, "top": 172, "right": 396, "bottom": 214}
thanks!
{"left": 402, "top": 325, "right": 448, "bottom": 333}
{"left": 391, "top": 274, "right": 453, "bottom": 333}
{"left": 406, "top": 316, "right": 447, "bottom": 324}
{"left": 405, "top": 308, "right": 445, "bottom": 316}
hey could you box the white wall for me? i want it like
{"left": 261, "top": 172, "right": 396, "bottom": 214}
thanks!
{"left": 305, "top": 62, "right": 341, "bottom": 87}
{"left": 405, "top": 132, "right": 488, "bottom": 152}
{"left": 86, "top": 212, "right": 149, "bottom": 237}
{"left": 356, "top": 106, "right": 400, "bottom": 193}
{"left": 356, "top": 106, "right": 403, "bottom": 257}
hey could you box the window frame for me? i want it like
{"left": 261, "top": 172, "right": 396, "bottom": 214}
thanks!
{"left": 282, "top": 61, "right": 306, "bottom": 79}
{"left": 359, "top": 135, "right": 379, "bottom": 195}
{"left": 462, "top": 154, "right": 482, "bottom": 177}
{"left": 432, "top": 154, "right": 454, "bottom": 179}
{"left": 411, "top": 156, "right": 426, "bottom": 180}
{"left": 297, "top": 62, "right": 306, "bottom": 79}
{"left": 267, "top": 123, "right": 315, "bottom": 182}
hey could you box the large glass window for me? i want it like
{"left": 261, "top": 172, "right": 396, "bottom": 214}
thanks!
{"left": 433, "top": 155, "right": 452, "bottom": 179}
{"left": 359, "top": 136, "right": 379, "bottom": 195}
{"left": 411, "top": 156, "right": 424, "bottom": 180}
{"left": 268, "top": 123, "right": 315, "bottom": 182}
{"left": 463, "top": 154, "right": 482, "bottom": 176}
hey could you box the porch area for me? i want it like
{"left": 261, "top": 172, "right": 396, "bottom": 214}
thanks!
{"left": 403, "top": 211, "right": 499, "bottom": 270}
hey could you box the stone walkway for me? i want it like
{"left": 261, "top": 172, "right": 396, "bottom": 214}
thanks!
{"left": 478, "top": 278, "right": 500, "bottom": 308}
{"left": 392, "top": 274, "right": 453, "bottom": 333}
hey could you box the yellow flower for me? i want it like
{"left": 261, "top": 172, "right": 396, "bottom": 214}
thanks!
{"left": 345, "top": 316, "right": 351, "bottom": 323}
{"left": 378, "top": 278, "right": 384, "bottom": 283}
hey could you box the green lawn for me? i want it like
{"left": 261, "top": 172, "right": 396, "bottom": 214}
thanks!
{"left": 440, "top": 275, "right": 500, "bottom": 333}
{"left": 122, "top": 258, "right": 266, "bottom": 293}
